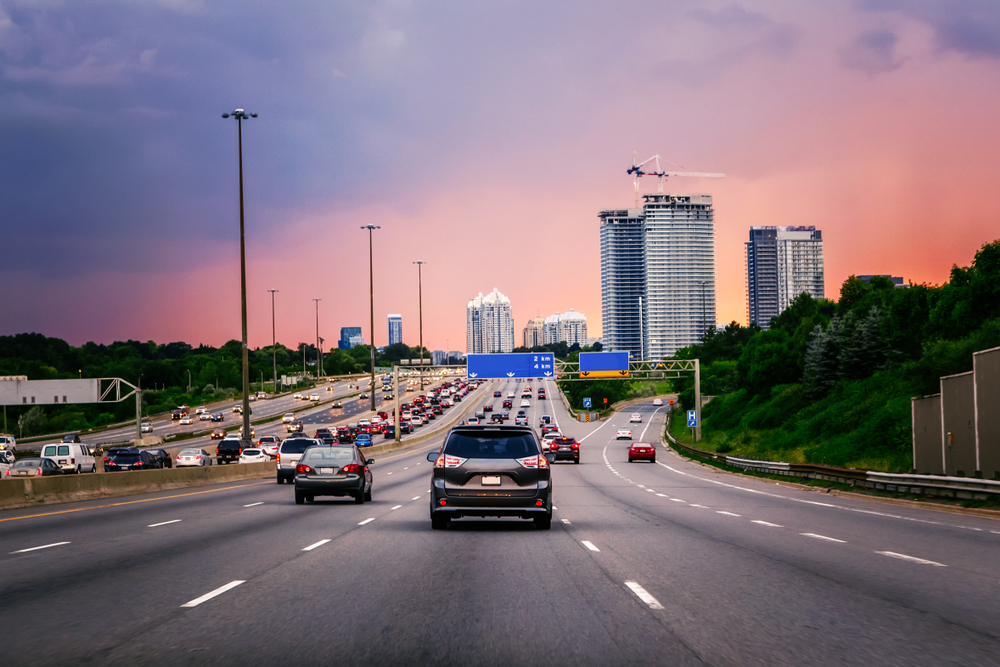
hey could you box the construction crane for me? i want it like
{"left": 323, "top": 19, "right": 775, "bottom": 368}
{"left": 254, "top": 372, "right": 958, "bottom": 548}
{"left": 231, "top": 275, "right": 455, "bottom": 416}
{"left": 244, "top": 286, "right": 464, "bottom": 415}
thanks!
{"left": 627, "top": 152, "right": 725, "bottom": 207}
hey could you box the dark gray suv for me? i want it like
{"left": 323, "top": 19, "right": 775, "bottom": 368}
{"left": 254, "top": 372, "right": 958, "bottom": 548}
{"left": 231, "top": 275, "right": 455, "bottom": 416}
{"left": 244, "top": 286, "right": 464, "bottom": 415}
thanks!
{"left": 426, "top": 425, "right": 553, "bottom": 530}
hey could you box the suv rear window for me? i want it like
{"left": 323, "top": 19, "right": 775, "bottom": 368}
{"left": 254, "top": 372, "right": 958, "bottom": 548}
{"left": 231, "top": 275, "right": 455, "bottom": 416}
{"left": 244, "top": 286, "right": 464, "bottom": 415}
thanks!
{"left": 279, "top": 439, "right": 315, "bottom": 454}
{"left": 112, "top": 453, "right": 141, "bottom": 463}
{"left": 444, "top": 433, "right": 538, "bottom": 459}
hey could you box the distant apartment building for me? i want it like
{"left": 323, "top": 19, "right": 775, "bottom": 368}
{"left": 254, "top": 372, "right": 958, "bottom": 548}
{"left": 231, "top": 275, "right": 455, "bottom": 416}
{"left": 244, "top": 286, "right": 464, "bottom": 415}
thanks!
{"left": 339, "top": 326, "right": 363, "bottom": 350}
{"left": 466, "top": 288, "right": 514, "bottom": 354}
{"left": 387, "top": 314, "right": 402, "bottom": 346}
{"left": 747, "top": 226, "right": 825, "bottom": 328}
{"left": 523, "top": 316, "right": 545, "bottom": 349}
{"left": 539, "top": 310, "right": 589, "bottom": 347}
{"left": 857, "top": 275, "right": 908, "bottom": 288}
{"left": 600, "top": 195, "right": 716, "bottom": 359}
{"left": 431, "top": 350, "right": 446, "bottom": 365}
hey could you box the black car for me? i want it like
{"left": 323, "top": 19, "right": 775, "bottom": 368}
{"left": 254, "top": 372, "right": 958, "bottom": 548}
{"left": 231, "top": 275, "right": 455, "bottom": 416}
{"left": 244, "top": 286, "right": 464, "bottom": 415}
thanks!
{"left": 147, "top": 448, "right": 173, "bottom": 468}
{"left": 337, "top": 426, "right": 353, "bottom": 444}
{"left": 294, "top": 444, "right": 374, "bottom": 504}
{"left": 490, "top": 413, "right": 504, "bottom": 423}
{"left": 104, "top": 448, "right": 162, "bottom": 472}
{"left": 62, "top": 434, "right": 81, "bottom": 443}
{"left": 548, "top": 436, "right": 580, "bottom": 464}
{"left": 427, "top": 424, "right": 553, "bottom": 530}
{"left": 399, "top": 421, "right": 412, "bottom": 434}
{"left": 383, "top": 424, "right": 396, "bottom": 439}
{"left": 210, "top": 413, "right": 225, "bottom": 422}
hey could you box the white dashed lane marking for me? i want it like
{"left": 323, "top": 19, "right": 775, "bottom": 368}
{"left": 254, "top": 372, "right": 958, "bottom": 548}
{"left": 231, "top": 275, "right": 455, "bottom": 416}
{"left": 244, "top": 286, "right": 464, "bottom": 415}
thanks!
{"left": 243, "top": 502, "right": 263, "bottom": 507}
{"left": 625, "top": 581, "right": 664, "bottom": 610}
{"left": 876, "top": 551, "right": 946, "bottom": 566}
{"left": 561, "top": 519, "right": 571, "bottom": 525}
{"left": 752, "top": 520, "right": 783, "bottom": 527}
{"left": 582, "top": 541, "right": 600, "bottom": 552}
{"left": 391, "top": 505, "right": 402, "bottom": 510}
{"left": 302, "top": 539, "right": 330, "bottom": 551}
{"left": 148, "top": 519, "right": 181, "bottom": 527}
{"left": 180, "top": 580, "right": 245, "bottom": 608}
{"left": 716, "top": 511, "right": 741, "bottom": 517}
{"left": 411, "top": 496, "right": 421, "bottom": 501}
{"left": 802, "top": 533, "right": 846, "bottom": 543}
{"left": 358, "top": 518, "right": 375, "bottom": 526}
{"left": 10, "top": 541, "right": 70, "bottom": 554}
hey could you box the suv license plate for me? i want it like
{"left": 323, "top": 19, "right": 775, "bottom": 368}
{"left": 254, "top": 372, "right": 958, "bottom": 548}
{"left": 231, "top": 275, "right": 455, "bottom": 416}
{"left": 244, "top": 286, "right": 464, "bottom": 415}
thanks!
{"left": 481, "top": 475, "right": 501, "bottom": 486}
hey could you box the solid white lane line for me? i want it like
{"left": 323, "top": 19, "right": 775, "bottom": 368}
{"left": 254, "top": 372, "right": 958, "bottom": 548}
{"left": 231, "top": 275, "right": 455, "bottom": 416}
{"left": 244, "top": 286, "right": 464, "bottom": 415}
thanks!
{"left": 716, "top": 511, "right": 741, "bottom": 517}
{"left": 801, "top": 533, "right": 846, "bottom": 543}
{"left": 411, "top": 496, "right": 421, "bottom": 501}
{"left": 10, "top": 541, "right": 70, "bottom": 554}
{"left": 625, "top": 582, "right": 664, "bottom": 610}
{"left": 180, "top": 580, "right": 245, "bottom": 608}
{"left": 562, "top": 519, "right": 571, "bottom": 524}
{"left": 391, "top": 505, "right": 402, "bottom": 510}
{"left": 638, "top": 406, "right": 665, "bottom": 440}
{"left": 752, "top": 520, "right": 783, "bottom": 527}
{"left": 243, "top": 502, "right": 263, "bottom": 507}
{"left": 582, "top": 540, "right": 600, "bottom": 552}
{"left": 148, "top": 519, "right": 182, "bottom": 527}
{"left": 302, "top": 539, "right": 331, "bottom": 551}
{"left": 579, "top": 418, "right": 615, "bottom": 443}
{"left": 876, "top": 551, "right": 947, "bottom": 566}
{"left": 358, "top": 518, "right": 375, "bottom": 526}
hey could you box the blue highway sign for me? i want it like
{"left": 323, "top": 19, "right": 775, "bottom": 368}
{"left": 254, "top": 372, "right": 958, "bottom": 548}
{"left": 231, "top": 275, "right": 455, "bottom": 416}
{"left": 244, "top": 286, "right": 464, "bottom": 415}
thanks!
{"left": 583, "top": 398, "right": 592, "bottom": 408}
{"left": 579, "top": 352, "right": 629, "bottom": 372}
{"left": 687, "top": 410, "right": 698, "bottom": 427}
{"left": 467, "top": 353, "right": 555, "bottom": 379}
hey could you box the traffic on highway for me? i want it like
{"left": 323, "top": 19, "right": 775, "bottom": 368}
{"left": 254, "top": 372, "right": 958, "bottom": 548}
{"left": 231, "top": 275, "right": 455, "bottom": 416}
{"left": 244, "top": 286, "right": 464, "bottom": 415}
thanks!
{"left": 2, "top": 378, "right": 999, "bottom": 666}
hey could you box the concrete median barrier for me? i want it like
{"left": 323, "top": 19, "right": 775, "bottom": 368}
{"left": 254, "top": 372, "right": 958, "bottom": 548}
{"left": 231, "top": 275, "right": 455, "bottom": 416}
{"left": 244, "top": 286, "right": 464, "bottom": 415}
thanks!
{"left": 0, "top": 461, "right": 275, "bottom": 511}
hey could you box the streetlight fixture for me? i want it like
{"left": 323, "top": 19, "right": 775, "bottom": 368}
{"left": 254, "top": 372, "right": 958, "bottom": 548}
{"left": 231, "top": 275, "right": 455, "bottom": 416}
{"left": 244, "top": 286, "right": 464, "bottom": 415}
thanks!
{"left": 313, "top": 298, "right": 322, "bottom": 380}
{"left": 222, "top": 107, "right": 257, "bottom": 440}
{"left": 413, "top": 261, "right": 425, "bottom": 391}
{"left": 361, "top": 224, "right": 380, "bottom": 412}
{"left": 268, "top": 289, "right": 278, "bottom": 394}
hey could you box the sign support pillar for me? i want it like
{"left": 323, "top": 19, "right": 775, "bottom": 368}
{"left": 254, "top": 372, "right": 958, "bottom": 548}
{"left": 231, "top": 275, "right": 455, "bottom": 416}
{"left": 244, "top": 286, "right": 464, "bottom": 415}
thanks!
{"left": 393, "top": 365, "right": 401, "bottom": 443}
{"left": 135, "top": 390, "right": 143, "bottom": 444}
{"left": 694, "top": 358, "right": 702, "bottom": 443}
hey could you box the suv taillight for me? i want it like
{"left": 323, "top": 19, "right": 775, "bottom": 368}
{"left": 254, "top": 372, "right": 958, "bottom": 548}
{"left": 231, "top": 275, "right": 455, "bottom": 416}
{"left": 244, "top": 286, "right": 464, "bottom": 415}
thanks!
{"left": 516, "top": 455, "right": 548, "bottom": 469}
{"left": 296, "top": 463, "right": 313, "bottom": 474}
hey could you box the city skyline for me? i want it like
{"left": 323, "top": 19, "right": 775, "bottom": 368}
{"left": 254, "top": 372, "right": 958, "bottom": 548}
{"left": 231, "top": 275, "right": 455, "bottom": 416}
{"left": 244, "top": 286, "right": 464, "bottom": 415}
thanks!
{"left": 2, "top": 2, "right": 999, "bottom": 351}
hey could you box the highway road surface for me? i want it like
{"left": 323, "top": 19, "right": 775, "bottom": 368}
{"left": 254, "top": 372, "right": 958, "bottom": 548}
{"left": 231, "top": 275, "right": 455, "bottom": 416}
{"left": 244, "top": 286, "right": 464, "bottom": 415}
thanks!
{"left": 2, "top": 378, "right": 998, "bottom": 666}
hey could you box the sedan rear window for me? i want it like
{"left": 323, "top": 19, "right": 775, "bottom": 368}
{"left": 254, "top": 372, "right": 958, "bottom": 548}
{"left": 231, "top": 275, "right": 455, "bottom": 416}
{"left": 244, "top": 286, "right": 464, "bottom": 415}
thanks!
{"left": 12, "top": 459, "right": 41, "bottom": 468}
{"left": 279, "top": 439, "right": 315, "bottom": 454}
{"left": 444, "top": 434, "right": 538, "bottom": 459}
{"left": 302, "top": 447, "right": 355, "bottom": 463}
{"left": 179, "top": 450, "right": 200, "bottom": 456}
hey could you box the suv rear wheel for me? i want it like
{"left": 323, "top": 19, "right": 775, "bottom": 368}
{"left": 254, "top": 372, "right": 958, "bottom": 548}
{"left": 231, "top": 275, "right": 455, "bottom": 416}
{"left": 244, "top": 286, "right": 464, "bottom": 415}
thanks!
{"left": 431, "top": 515, "right": 450, "bottom": 530}
{"left": 534, "top": 515, "right": 552, "bottom": 530}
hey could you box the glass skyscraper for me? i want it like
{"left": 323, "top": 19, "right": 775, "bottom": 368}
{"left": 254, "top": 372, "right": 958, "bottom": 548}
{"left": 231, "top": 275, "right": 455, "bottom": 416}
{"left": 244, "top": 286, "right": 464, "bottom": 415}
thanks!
{"left": 746, "top": 226, "right": 824, "bottom": 328}
{"left": 387, "top": 314, "right": 402, "bottom": 346}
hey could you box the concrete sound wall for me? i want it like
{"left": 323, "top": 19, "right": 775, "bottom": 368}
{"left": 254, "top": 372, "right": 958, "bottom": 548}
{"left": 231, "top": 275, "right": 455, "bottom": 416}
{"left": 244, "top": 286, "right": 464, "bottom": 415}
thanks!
{"left": 941, "top": 372, "right": 976, "bottom": 476}
{"left": 975, "top": 346, "right": 1000, "bottom": 480}
{"left": 912, "top": 393, "right": 943, "bottom": 475}
{"left": 0, "top": 461, "right": 275, "bottom": 510}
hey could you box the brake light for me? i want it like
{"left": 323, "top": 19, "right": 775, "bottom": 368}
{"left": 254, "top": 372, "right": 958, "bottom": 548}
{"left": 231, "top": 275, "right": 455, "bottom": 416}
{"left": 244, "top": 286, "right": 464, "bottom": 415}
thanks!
{"left": 444, "top": 455, "right": 467, "bottom": 468}
{"left": 516, "top": 455, "right": 548, "bottom": 469}
{"left": 571, "top": 443, "right": 579, "bottom": 449}
{"left": 276, "top": 453, "right": 280, "bottom": 463}
{"left": 296, "top": 463, "right": 313, "bottom": 474}
{"left": 341, "top": 463, "right": 361, "bottom": 473}
{"left": 36, "top": 468, "right": 42, "bottom": 476}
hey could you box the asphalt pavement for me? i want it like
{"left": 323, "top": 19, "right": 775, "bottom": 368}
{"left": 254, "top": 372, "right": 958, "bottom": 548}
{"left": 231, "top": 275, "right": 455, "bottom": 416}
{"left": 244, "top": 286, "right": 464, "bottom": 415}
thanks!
{"left": 2, "top": 377, "right": 998, "bottom": 666}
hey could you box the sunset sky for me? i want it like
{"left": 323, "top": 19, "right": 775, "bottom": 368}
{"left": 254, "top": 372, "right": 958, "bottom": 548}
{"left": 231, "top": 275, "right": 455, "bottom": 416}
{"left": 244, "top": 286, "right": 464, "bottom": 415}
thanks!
{"left": 3, "top": 1, "right": 999, "bottom": 352}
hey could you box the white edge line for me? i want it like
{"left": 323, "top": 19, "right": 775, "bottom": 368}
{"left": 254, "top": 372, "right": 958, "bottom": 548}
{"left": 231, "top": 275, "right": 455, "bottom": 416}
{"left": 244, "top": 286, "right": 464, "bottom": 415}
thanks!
{"left": 582, "top": 540, "right": 600, "bottom": 552}
{"left": 180, "top": 580, "right": 245, "bottom": 608}
{"left": 358, "top": 518, "right": 375, "bottom": 525}
{"left": 625, "top": 581, "right": 664, "bottom": 610}
{"left": 302, "top": 539, "right": 331, "bottom": 551}
{"left": 11, "top": 541, "right": 70, "bottom": 554}
{"left": 876, "top": 551, "right": 946, "bottom": 566}
{"left": 148, "top": 519, "right": 182, "bottom": 527}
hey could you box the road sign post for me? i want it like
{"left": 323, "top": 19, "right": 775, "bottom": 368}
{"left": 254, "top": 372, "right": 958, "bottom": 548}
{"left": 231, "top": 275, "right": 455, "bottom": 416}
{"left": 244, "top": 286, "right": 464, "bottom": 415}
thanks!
{"left": 583, "top": 398, "right": 592, "bottom": 408}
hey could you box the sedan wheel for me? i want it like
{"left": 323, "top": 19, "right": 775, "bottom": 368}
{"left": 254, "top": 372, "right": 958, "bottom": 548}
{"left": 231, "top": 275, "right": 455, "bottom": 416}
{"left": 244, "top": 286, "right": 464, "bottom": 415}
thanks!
{"left": 355, "top": 486, "right": 366, "bottom": 504}
{"left": 364, "top": 486, "right": 372, "bottom": 502}
{"left": 295, "top": 491, "right": 305, "bottom": 505}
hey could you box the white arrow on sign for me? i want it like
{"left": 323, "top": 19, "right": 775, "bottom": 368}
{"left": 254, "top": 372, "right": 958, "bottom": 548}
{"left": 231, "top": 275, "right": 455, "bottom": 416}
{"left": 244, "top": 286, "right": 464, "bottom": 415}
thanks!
{"left": 506, "top": 372, "right": 515, "bottom": 377}
{"left": 469, "top": 373, "right": 478, "bottom": 378}
{"left": 543, "top": 371, "right": 552, "bottom": 376}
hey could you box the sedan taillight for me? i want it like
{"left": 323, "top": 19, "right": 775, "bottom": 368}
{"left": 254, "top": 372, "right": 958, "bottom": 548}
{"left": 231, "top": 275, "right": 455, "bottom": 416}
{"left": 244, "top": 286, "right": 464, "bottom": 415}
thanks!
{"left": 340, "top": 463, "right": 361, "bottom": 473}
{"left": 295, "top": 463, "right": 313, "bottom": 474}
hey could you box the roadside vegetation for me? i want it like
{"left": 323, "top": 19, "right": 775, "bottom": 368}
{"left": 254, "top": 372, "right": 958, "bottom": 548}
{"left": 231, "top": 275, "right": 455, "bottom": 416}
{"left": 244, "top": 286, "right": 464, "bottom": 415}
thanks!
{"left": 669, "top": 239, "right": 1000, "bottom": 472}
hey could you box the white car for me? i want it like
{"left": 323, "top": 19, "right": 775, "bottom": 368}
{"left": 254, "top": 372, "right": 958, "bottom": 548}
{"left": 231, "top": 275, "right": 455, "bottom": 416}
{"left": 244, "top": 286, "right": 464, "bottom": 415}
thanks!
{"left": 199, "top": 412, "right": 212, "bottom": 421}
{"left": 629, "top": 413, "right": 642, "bottom": 423}
{"left": 653, "top": 398, "right": 663, "bottom": 406}
{"left": 239, "top": 448, "right": 269, "bottom": 464}
{"left": 176, "top": 448, "right": 213, "bottom": 467}
{"left": 282, "top": 413, "right": 295, "bottom": 424}
{"left": 520, "top": 399, "right": 530, "bottom": 408}
{"left": 466, "top": 417, "right": 480, "bottom": 425}
{"left": 616, "top": 429, "right": 633, "bottom": 440}
{"left": 140, "top": 422, "right": 153, "bottom": 434}
{"left": 541, "top": 432, "right": 563, "bottom": 449}
{"left": 195, "top": 406, "right": 207, "bottom": 414}
{"left": 293, "top": 393, "right": 303, "bottom": 400}
{"left": 309, "top": 394, "right": 320, "bottom": 401}
{"left": 507, "top": 392, "right": 515, "bottom": 398}
{"left": 179, "top": 416, "right": 194, "bottom": 425}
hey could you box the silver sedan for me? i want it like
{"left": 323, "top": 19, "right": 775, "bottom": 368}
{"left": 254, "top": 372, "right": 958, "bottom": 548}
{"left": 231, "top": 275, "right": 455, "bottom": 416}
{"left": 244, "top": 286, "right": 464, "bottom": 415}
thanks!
{"left": 176, "top": 449, "right": 213, "bottom": 467}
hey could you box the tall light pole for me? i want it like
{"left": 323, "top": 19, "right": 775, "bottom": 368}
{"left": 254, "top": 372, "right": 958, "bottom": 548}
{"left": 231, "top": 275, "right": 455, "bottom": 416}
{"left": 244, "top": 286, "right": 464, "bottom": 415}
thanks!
{"left": 413, "top": 261, "right": 425, "bottom": 391}
{"left": 361, "top": 224, "right": 380, "bottom": 412}
{"left": 313, "top": 298, "right": 322, "bottom": 380}
{"left": 222, "top": 108, "right": 257, "bottom": 440}
{"left": 268, "top": 289, "right": 278, "bottom": 394}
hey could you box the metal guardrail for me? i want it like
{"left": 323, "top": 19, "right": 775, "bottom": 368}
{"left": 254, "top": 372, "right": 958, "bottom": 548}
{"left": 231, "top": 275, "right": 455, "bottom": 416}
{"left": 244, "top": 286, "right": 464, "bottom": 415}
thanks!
{"left": 663, "top": 416, "right": 1000, "bottom": 501}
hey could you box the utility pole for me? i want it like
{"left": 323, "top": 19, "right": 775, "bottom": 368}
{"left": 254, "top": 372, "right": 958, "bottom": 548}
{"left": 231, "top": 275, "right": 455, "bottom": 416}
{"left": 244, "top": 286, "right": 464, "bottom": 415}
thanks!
{"left": 268, "top": 289, "right": 278, "bottom": 395}
{"left": 361, "top": 224, "right": 380, "bottom": 412}
{"left": 413, "top": 261, "right": 425, "bottom": 391}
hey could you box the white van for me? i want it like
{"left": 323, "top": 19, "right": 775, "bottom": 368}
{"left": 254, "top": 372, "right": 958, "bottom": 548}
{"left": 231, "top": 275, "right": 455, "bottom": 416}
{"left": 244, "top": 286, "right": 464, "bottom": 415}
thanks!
{"left": 0, "top": 435, "right": 16, "bottom": 452}
{"left": 40, "top": 443, "right": 96, "bottom": 474}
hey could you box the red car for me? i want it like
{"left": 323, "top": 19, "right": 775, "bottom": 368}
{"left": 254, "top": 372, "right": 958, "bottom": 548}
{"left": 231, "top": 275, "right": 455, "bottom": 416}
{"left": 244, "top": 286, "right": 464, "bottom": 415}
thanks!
{"left": 628, "top": 442, "right": 656, "bottom": 463}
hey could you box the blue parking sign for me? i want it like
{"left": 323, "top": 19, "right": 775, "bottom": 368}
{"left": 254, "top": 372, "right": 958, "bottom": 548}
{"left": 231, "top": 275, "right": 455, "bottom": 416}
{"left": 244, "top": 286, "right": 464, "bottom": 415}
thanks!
{"left": 687, "top": 410, "right": 698, "bottom": 427}
{"left": 583, "top": 398, "right": 592, "bottom": 408}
